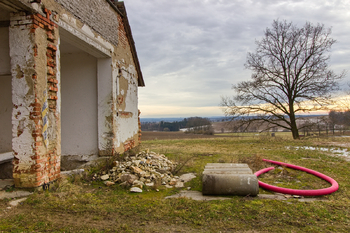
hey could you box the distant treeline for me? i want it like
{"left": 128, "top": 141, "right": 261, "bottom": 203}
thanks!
{"left": 329, "top": 110, "right": 350, "bottom": 127}
{"left": 140, "top": 116, "right": 228, "bottom": 123}
{"left": 141, "top": 117, "right": 212, "bottom": 132}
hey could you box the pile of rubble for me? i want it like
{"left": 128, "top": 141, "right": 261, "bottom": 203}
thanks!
{"left": 94, "top": 150, "right": 194, "bottom": 193}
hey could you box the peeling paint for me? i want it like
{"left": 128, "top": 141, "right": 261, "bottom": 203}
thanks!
{"left": 3, "top": 0, "right": 143, "bottom": 187}
{"left": 8, "top": 10, "right": 61, "bottom": 187}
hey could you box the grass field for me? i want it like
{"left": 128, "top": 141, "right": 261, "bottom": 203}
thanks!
{"left": 1, "top": 132, "right": 350, "bottom": 232}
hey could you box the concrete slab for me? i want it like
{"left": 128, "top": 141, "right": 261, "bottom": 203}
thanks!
{"left": 61, "top": 169, "right": 85, "bottom": 177}
{"left": 203, "top": 170, "right": 252, "bottom": 175}
{"left": 258, "top": 194, "right": 328, "bottom": 202}
{"left": 0, "top": 190, "right": 32, "bottom": 200}
{"left": 166, "top": 191, "right": 327, "bottom": 202}
{"left": 205, "top": 163, "right": 248, "bottom": 168}
{"left": 165, "top": 191, "right": 231, "bottom": 201}
{"left": 204, "top": 167, "right": 251, "bottom": 171}
{"left": 178, "top": 173, "right": 196, "bottom": 183}
{"left": 204, "top": 168, "right": 252, "bottom": 172}
{"left": 258, "top": 194, "right": 287, "bottom": 201}
{"left": 9, "top": 197, "right": 27, "bottom": 206}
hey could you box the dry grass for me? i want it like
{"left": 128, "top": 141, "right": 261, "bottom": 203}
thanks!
{"left": 1, "top": 133, "right": 350, "bottom": 232}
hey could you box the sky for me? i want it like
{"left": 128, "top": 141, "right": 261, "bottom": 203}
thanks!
{"left": 124, "top": 0, "right": 350, "bottom": 118}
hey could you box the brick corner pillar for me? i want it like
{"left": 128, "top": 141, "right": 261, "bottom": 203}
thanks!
{"left": 9, "top": 10, "right": 61, "bottom": 188}
{"left": 138, "top": 109, "right": 142, "bottom": 145}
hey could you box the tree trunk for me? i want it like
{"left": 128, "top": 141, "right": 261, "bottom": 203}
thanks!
{"left": 289, "top": 104, "right": 300, "bottom": 139}
{"left": 290, "top": 116, "right": 299, "bottom": 139}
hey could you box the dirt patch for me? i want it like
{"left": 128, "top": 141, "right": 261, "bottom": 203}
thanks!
{"left": 238, "top": 154, "right": 267, "bottom": 171}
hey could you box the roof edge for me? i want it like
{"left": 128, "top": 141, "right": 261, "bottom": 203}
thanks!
{"left": 108, "top": 0, "right": 145, "bottom": 87}
{"left": 105, "top": 0, "right": 124, "bottom": 16}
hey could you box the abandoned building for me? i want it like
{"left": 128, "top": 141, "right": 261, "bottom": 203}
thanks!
{"left": 0, "top": 0, "right": 145, "bottom": 188}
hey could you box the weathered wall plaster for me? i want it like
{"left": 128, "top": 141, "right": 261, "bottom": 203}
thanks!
{"left": 115, "top": 67, "right": 139, "bottom": 152}
{"left": 113, "top": 12, "right": 140, "bottom": 152}
{"left": 54, "top": 0, "right": 120, "bottom": 45}
{"left": 10, "top": 15, "right": 37, "bottom": 187}
{"left": 2, "top": 0, "right": 143, "bottom": 186}
{"left": 10, "top": 14, "right": 37, "bottom": 177}
{"left": 97, "top": 58, "right": 114, "bottom": 156}
{"left": 9, "top": 9, "right": 61, "bottom": 187}
{"left": 42, "top": 0, "right": 142, "bottom": 154}
{"left": 41, "top": 0, "right": 113, "bottom": 57}
{"left": 61, "top": 51, "right": 98, "bottom": 156}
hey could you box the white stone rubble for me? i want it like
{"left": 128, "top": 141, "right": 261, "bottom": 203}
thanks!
{"left": 96, "top": 150, "right": 195, "bottom": 193}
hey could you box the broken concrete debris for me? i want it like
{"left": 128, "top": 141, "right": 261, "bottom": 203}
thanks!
{"left": 95, "top": 151, "right": 194, "bottom": 193}
{"left": 130, "top": 187, "right": 143, "bottom": 193}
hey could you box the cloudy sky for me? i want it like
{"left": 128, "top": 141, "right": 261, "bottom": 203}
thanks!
{"left": 124, "top": 0, "right": 350, "bottom": 118}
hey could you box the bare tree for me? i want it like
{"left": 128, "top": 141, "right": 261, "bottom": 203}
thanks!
{"left": 222, "top": 20, "right": 345, "bottom": 139}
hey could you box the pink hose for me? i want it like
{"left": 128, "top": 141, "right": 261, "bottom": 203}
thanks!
{"left": 254, "top": 159, "right": 338, "bottom": 196}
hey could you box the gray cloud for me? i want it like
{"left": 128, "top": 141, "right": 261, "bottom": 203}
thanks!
{"left": 124, "top": 0, "right": 350, "bottom": 117}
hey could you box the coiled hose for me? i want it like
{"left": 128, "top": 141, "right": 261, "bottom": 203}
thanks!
{"left": 254, "top": 159, "right": 338, "bottom": 196}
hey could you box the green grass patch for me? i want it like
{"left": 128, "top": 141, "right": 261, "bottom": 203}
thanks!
{"left": 1, "top": 135, "right": 350, "bottom": 232}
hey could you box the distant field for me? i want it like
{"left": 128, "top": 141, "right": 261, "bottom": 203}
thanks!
{"left": 142, "top": 130, "right": 350, "bottom": 141}
{"left": 142, "top": 131, "right": 294, "bottom": 141}
{"left": 141, "top": 131, "right": 217, "bottom": 141}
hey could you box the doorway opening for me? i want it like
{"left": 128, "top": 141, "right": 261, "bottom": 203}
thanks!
{"left": 60, "top": 38, "right": 99, "bottom": 170}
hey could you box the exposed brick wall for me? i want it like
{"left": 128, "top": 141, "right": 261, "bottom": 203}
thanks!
{"left": 11, "top": 9, "right": 60, "bottom": 187}
{"left": 117, "top": 13, "right": 129, "bottom": 49}
{"left": 55, "top": 0, "right": 119, "bottom": 45}
{"left": 123, "top": 140, "right": 135, "bottom": 152}
{"left": 32, "top": 9, "right": 59, "bottom": 109}
{"left": 138, "top": 110, "right": 142, "bottom": 145}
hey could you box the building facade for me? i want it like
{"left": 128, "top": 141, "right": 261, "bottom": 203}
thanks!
{"left": 0, "top": 0, "right": 144, "bottom": 187}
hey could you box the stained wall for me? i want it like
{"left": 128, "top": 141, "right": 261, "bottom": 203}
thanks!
{"left": 1, "top": 0, "right": 143, "bottom": 187}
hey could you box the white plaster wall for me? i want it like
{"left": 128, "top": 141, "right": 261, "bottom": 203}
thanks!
{"left": 0, "top": 27, "right": 11, "bottom": 75}
{"left": 117, "top": 116, "right": 139, "bottom": 144}
{"left": 9, "top": 18, "right": 35, "bottom": 165}
{"left": 116, "top": 67, "right": 139, "bottom": 147}
{"left": 120, "top": 67, "right": 138, "bottom": 114}
{"left": 97, "top": 58, "right": 113, "bottom": 152}
{"left": 0, "top": 75, "right": 12, "bottom": 153}
{"left": 61, "top": 51, "right": 98, "bottom": 155}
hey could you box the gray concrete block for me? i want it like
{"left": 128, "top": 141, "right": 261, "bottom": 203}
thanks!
{"left": 203, "top": 168, "right": 252, "bottom": 173}
{"left": 202, "top": 163, "right": 259, "bottom": 196}
{"left": 205, "top": 163, "right": 249, "bottom": 168}
{"left": 202, "top": 170, "right": 251, "bottom": 175}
